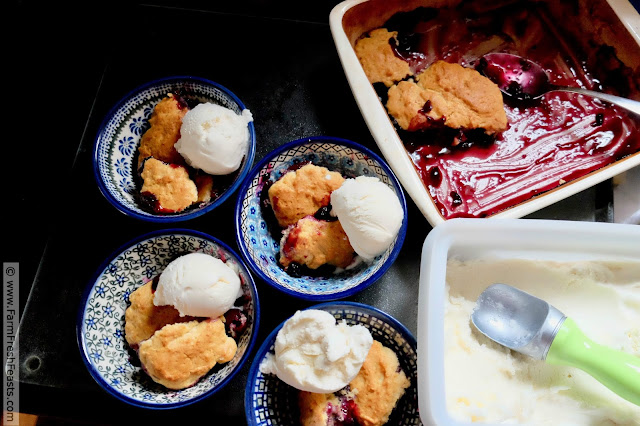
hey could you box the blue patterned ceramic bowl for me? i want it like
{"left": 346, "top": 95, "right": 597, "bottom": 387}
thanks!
{"left": 235, "top": 137, "right": 407, "bottom": 301}
{"left": 93, "top": 76, "right": 256, "bottom": 222}
{"left": 77, "top": 229, "right": 260, "bottom": 409}
{"left": 244, "top": 302, "right": 420, "bottom": 425}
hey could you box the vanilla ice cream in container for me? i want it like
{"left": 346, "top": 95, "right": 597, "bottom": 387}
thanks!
{"left": 331, "top": 176, "right": 403, "bottom": 261}
{"left": 444, "top": 258, "right": 640, "bottom": 424}
{"left": 175, "top": 102, "right": 253, "bottom": 175}
{"left": 260, "top": 309, "right": 373, "bottom": 393}
{"left": 154, "top": 252, "right": 242, "bottom": 318}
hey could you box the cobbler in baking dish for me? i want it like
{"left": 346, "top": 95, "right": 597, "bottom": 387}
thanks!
{"left": 355, "top": 2, "right": 640, "bottom": 219}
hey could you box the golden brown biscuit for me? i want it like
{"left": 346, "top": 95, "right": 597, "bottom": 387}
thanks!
{"left": 138, "top": 318, "right": 237, "bottom": 390}
{"left": 140, "top": 158, "right": 198, "bottom": 213}
{"left": 268, "top": 164, "right": 345, "bottom": 227}
{"left": 279, "top": 216, "right": 355, "bottom": 270}
{"left": 124, "top": 281, "right": 193, "bottom": 349}
{"left": 387, "top": 61, "right": 507, "bottom": 133}
{"left": 386, "top": 80, "right": 431, "bottom": 131}
{"left": 137, "top": 95, "right": 188, "bottom": 168}
{"left": 355, "top": 28, "right": 412, "bottom": 87}
{"left": 349, "top": 340, "right": 410, "bottom": 426}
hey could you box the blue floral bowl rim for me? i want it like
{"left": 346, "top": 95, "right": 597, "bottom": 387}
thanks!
{"left": 243, "top": 301, "right": 417, "bottom": 425}
{"left": 76, "top": 228, "right": 261, "bottom": 409}
{"left": 234, "top": 136, "right": 408, "bottom": 301}
{"left": 92, "top": 75, "right": 257, "bottom": 223}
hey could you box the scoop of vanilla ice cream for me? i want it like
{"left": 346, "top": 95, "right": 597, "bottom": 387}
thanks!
{"left": 260, "top": 309, "right": 373, "bottom": 393}
{"left": 331, "top": 176, "right": 403, "bottom": 261}
{"left": 154, "top": 252, "right": 241, "bottom": 318}
{"left": 175, "top": 103, "right": 253, "bottom": 175}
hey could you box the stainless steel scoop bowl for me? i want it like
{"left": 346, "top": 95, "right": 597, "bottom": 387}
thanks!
{"left": 471, "top": 283, "right": 565, "bottom": 360}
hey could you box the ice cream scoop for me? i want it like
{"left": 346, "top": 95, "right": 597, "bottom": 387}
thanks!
{"left": 472, "top": 283, "right": 640, "bottom": 406}
{"left": 330, "top": 176, "right": 403, "bottom": 261}
{"left": 479, "top": 53, "right": 640, "bottom": 115}
{"left": 175, "top": 103, "right": 253, "bottom": 175}
{"left": 154, "top": 252, "right": 242, "bottom": 318}
{"left": 260, "top": 309, "right": 373, "bottom": 393}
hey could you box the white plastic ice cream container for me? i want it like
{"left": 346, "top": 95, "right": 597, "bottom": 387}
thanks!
{"left": 417, "top": 218, "right": 640, "bottom": 425}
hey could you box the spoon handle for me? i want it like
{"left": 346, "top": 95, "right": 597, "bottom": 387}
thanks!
{"left": 552, "top": 87, "right": 640, "bottom": 116}
{"left": 546, "top": 317, "right": 640, "bottom": 406}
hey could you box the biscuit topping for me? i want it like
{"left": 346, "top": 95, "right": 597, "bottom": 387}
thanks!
{"left": 387, "top": 61, "right": 507, "bottom": 133}
{"left": 124, "top": 281, "right": 194, "bottom": 349}
{"left": 137, "top": 95, "right": 187, "bottom": 169}
{"left": 268, "top": 164, "right": 345, "bottom": 227}
{"left": 140, "top": 158, "right": 198, "bottom": 213}
{"left": 355, "top": 28, "right": 412, "bottom": 87}
{"left": 138, "top": 319, "right": 237, "bottom": 390}
{"left": 279, "top": 216, "right": 355, "bottom": 270}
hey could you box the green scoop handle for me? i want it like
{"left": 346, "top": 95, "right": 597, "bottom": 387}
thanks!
{"left": 546, "top": 318, "right": 640, "bottom": 406}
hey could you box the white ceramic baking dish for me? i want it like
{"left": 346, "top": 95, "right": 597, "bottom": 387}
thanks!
{"left": 416, "top": 218, "right": 640, "bottom": 425}
{"left": 330, "top": 0, "right": 640, "bottom": 227}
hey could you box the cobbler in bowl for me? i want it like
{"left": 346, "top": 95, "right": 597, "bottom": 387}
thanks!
{"left": 93, "top": 76, "right": 255, "bottom": 222}
{"left": 235, "top": 136, "right": 407, "bottom": 301}
{"left": 77, "top": 229, "right": 259, "bottom": 409}
{"left": 244, "top": 302, "right": 420, "bottom": 425}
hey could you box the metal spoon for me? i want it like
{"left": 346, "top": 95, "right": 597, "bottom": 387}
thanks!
{"left": 479, "top": 52, "right": 640, "bottom": 115}
{"left": 472, "top": 283, "right": 640, "bottom": 406}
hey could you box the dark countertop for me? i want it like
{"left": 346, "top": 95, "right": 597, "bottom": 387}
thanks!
{"left": 9, "top": 1, "right": 619, "bottom": 424}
